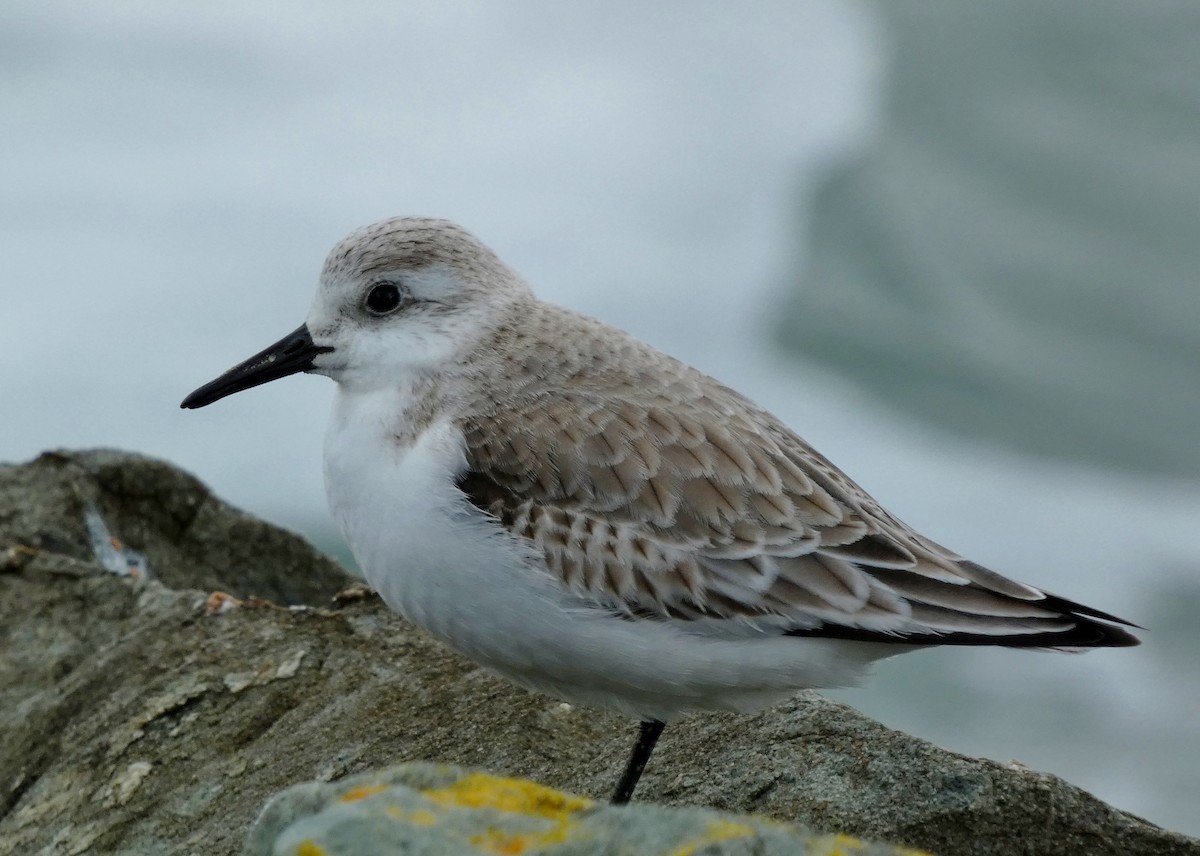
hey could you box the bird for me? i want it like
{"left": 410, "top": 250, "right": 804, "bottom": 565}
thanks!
{"left": 181, "top": 216, "right": 1140, "bottom": 804}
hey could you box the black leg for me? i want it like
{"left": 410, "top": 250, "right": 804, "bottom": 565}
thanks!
{"left": 610, "top": 719, "right": 665, "bottom": 804}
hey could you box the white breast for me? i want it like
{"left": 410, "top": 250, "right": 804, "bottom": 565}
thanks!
{"left": 323, "top": 386, "right": 528, "bottom": 631}
{"left": 322, "top": 386, "right": 894, "bottom": 721}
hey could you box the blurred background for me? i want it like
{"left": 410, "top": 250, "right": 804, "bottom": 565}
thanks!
{"left": 3, "top": 0, "right": 1198, "bottom": 835}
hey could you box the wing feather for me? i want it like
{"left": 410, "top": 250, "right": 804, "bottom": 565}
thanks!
{"left": 455, "top": 308, "right": 1139, "bottom": 648}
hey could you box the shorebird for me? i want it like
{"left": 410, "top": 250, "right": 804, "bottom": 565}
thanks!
{"left": 182, "top": 217, "right": 1139, "bottom": 804}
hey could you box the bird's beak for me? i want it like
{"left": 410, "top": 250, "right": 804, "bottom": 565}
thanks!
{"left": 180, "top": 324, "right": 333, "bottom": 409}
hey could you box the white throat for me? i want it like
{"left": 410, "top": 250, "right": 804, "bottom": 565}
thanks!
{"left": 322, "top": 385, "right": 550, "bottom": 640}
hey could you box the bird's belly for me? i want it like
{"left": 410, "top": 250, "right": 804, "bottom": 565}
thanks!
{"left": 323, "top": 393, "right": 885, "bottom": 720}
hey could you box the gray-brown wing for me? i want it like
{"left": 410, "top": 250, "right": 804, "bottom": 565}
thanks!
{"left": 456, "top": 352, "right": 1137, "bottom": 646}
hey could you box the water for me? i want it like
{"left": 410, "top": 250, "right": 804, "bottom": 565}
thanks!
{"left": 2, "top": 0, "right": 1196, "bottom": 836}
{"left": 778, "top": 0, "right": 1200, "bottom": 479}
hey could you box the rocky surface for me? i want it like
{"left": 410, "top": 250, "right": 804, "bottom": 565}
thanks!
{"left": 1, "top": 450, "right": 1196, "bottom": 856}
{"left": 245, "top": 764, "right": 924, "bottom": 855}
{"left": 0, "top": 449, "right": 350, "bottom": 605}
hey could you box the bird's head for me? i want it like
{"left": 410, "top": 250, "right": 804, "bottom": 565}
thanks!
{"left": 181, "top": 217, "right": 531, "bottom": 409}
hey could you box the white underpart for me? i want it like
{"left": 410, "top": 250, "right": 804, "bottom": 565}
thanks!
{"left": 323, "top": 385, "right": 902, "bottom": 721}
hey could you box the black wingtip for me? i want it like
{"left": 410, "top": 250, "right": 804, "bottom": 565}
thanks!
{"left": 1036, "top": 591, "right": 1145, "bottom": 632}
{"left": 785, "top": 615, "right": 1141, "bottom": 648}
{"left": 785, "top": 590, "right": 1143, "bottom": 649}
{"left": 1087, "top": 621, "right": 1142, "bottom": 647}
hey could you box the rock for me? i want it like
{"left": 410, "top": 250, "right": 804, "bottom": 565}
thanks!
{"left": 244, "top": 764, "right": 921, "bottom": 855}
{"left": 0, "top": 449, "right": 351, "bottom": 605}
{"left": 0, "top": 449, "right": 1195, "bottom": 856}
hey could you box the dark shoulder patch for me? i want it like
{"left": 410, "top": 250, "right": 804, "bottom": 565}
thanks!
{"left": 455, "top": 469, "right": 520, "bottom": 528}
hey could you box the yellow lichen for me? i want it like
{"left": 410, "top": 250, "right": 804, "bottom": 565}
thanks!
{"left": 419, "top": 775, "right": 593, "bottom": 852}
{"left": 669, "top": 819, "right": 757, "bottom": 856}
{"left": 421, "top": 773, "right": 593, "bottom": 821}
{"left": 810, "top": 833, "right": 932, "bottom": 856}
{"left": 469, "top": 830, "right": 533, "bottom": 854}
{"left": 338, "top": 784, "right": 389, "bottom": 803}
{"left": 294, "top": 840, "right": 326, "bottom": 856}
{"left": 408, "top": 808, "right": 439, "bottom": 826}
{"left": 824, "top": 832, "right": 866, "bottom": 855}
{"left": 467, "top": 819, "right": 587, "bottom": 855}
{"left": 384, "top": 804, "right": 441, "bottom": 826}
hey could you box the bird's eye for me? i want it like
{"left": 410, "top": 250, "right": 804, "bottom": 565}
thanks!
{"left": 365, "top": 282, "right": 403, "bottom": 315}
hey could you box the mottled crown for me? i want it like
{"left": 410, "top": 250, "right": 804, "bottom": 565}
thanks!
{"left": 321, "top": 217, "right": 516, "bottom": 288}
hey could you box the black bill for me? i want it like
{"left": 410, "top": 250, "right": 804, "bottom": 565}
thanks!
{"left": 180, "top": 324, "right": 333, "bottom": 409}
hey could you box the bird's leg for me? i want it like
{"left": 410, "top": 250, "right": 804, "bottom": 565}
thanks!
{"left": 610, "top": 719, "right": 665, "bottom": 804}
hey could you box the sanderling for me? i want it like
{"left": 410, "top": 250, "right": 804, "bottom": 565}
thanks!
{"left": 182, "top": 217, "right": 1139, "bottom": 804}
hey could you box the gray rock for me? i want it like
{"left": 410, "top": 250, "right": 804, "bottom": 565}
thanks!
{"left": 245, "top": 763, "right": 919, "bottom": 855}
{"left": 1, "top": 450, "right": 1195, "bottom": 856}
{"left": 0, "top": 449, "right": 351, "bottom": 604}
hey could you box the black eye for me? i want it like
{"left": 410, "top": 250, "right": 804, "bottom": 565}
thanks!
{"left": 365, "top": 282, "right": 403, "bottom": 315}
